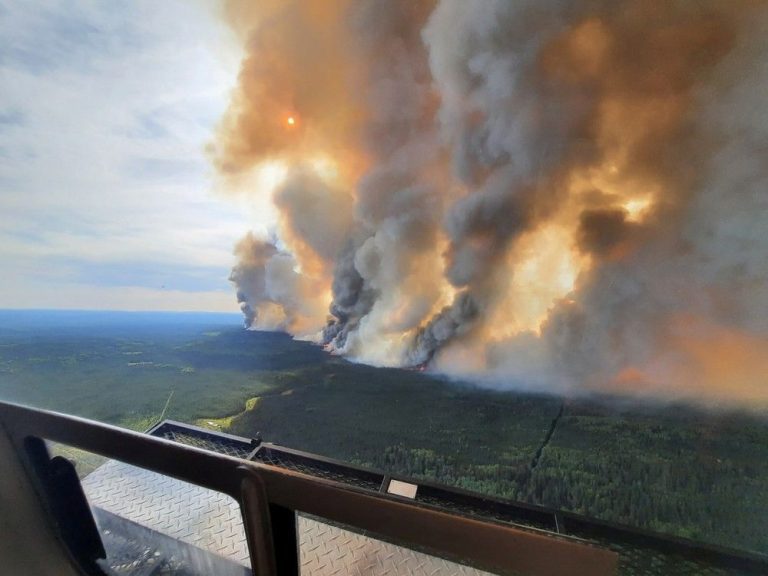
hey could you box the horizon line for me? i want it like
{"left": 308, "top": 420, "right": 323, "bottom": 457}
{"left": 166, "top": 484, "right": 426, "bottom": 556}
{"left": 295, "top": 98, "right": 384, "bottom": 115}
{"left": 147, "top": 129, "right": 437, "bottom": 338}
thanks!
{"left": 0, "top": 307, "right": 243, "bottom": 315}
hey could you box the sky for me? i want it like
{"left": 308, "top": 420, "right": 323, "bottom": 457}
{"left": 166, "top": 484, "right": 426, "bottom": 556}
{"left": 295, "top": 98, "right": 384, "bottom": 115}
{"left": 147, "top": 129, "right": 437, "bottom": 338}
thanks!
{"left": 0, "top": 0, "right": 249, "bottom": 312}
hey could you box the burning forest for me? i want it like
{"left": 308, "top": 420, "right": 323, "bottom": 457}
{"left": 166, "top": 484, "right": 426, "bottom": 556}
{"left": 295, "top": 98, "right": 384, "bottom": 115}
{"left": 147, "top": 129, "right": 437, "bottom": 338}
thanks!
{"left": 213, "top": 0, "right": 768, "bottom": 407}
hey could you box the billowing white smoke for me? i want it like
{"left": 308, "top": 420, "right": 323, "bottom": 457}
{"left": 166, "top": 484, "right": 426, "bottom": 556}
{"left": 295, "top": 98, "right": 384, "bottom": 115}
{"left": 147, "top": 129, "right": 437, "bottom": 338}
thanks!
{"left": 217, "top": 0, "right": 768, "bottom": 406}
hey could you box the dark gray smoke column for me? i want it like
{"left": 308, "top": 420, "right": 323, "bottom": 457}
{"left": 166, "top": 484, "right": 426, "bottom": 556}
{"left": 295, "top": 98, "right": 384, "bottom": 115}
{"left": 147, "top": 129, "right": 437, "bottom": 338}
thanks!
{"left": 216, "top": 0, "right": 768, "bottom": 406}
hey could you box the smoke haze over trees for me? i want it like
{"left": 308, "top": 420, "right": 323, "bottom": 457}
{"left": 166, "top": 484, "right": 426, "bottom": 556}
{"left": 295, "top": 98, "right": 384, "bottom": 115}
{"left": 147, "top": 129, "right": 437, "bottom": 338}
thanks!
{"left": 213, "top": 0, "right": 768, "bottom": 407}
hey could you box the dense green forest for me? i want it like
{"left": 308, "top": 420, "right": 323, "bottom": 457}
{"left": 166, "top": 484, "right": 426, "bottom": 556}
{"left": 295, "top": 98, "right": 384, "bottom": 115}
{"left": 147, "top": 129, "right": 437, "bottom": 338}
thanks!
{"left": 1, "top": 310, "right": 767, "bottom": 555}
{"left": 226, "top": 363, "right": 768, "bottom": 554}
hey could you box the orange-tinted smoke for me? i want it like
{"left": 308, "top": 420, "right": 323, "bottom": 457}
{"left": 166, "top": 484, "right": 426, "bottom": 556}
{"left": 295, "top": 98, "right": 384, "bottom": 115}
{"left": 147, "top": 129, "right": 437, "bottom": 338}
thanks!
{"left": 215, "top": 0, "right": 768, "bottom": 408}
{"left": 212, "top": 0, "right": 363, "bottom": 179}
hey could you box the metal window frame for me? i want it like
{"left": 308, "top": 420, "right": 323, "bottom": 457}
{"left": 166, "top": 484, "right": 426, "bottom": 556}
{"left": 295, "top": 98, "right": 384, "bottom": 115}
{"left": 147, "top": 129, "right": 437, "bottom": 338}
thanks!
{"left": 0, "top": 401, "right": 617, "bottom": 576}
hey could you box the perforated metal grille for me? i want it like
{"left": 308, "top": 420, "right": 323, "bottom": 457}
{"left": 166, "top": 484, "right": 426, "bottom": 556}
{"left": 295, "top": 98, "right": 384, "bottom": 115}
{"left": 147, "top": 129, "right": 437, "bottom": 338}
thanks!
{"left": 150, "top": 423, "right": 254, "bottom": 459}
{"left": 415, "top": 496, "right": 762, "bottom": 575}
{"left": 608, "top": 540, "right": 751, "bottom": 576}
{"left": 416, "top": 488, "right": 557, "bottom": 533}
{"left": 143, "top": 422, "right": 767, "bottom": 575}
{"left": 253, "top": 447, "right": 384, "bottom": 491}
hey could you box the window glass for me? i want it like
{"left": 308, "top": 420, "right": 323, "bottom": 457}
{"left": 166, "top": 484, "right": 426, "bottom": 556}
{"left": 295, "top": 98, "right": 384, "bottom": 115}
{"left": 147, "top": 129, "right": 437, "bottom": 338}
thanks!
{"left": 1, "top": 2, "right": 766, "bottom": 573}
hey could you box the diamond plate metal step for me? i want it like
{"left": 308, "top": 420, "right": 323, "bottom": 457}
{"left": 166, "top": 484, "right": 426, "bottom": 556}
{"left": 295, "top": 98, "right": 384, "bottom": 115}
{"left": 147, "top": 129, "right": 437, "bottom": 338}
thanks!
{"left": 82, "top": 460, "right": 251, "bottom": 567}
{"left": 79, "top": 420, "right": 768, "bottom": 576}
{"left": 299, "top": 516, "right": 494, "bottom": 576}
{"left": 82, "top": 459, "right": 494, "bottom": 575}
{"left": 92, "top": 507, "right": 250, "bottom": 576}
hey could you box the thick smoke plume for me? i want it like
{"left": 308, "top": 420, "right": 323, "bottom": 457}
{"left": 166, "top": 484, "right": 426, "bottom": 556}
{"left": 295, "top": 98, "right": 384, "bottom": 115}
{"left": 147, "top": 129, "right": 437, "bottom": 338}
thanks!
{"left": 214, "top": 0, "right": 768, "bottom": 407}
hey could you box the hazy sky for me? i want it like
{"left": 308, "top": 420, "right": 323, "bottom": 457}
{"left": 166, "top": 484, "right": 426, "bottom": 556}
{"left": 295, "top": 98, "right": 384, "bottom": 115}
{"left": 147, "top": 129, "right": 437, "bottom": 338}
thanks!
{"left": 0, "top": 0, "right": 248, "bottom": 312}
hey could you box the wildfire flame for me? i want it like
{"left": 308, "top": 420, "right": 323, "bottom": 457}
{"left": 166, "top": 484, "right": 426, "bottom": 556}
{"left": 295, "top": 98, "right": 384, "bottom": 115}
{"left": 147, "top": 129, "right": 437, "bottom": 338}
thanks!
{"left": 217, "top": 0, "right": 768, "bottom": 408}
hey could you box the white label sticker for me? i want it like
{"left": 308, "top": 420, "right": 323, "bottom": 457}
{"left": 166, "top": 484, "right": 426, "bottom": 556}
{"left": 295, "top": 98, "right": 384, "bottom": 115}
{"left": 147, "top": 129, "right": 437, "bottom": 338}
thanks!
{"left": 387, "top": 479, "right": 418, "bottom": 499}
